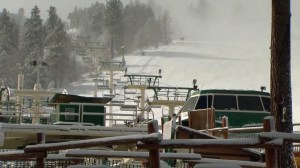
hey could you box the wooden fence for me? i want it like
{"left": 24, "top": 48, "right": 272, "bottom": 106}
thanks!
{"left": 0, "top": 116, "right": 299, "bottom": 167}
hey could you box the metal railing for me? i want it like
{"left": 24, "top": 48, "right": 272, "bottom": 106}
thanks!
{"left": 0, "top": 101, "right": 147, "bottom": 128}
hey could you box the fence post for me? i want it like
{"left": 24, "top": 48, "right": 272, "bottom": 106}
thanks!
{"left": 263, "top": 116, "right": 277, "bottom": 168}
{"left": 209, "top": 107, "right": 215, "bottom": 129}
{"left": 36, "top": 132, "right": 46, "bottom": 168}
{"left": 148, "top": 120, "right": 160, "bottom": 168}
{"left": 222, "top": 116, "right": 229, "bottom": 139}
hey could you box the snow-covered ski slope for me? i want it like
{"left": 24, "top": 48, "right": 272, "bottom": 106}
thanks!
{"left": 66, "top": 38, "right": 300, "bottom": 124}
{"left": 126, "top": 39, "right": 300, "bottom": 124}
{"left": 126, "top": 40, "right": 269, "bottom": 90}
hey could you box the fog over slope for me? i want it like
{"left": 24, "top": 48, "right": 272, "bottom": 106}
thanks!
{"left": 157, "top": 0, "right": 300, "bottom": 123}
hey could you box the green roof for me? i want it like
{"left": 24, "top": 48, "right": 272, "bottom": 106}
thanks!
{"left": 50, "top": 93, "right": 112, "bottom": 104}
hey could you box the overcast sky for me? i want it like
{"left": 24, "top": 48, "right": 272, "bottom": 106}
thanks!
{"left": 1, "top": 0, "right": 298, "bottom": 37}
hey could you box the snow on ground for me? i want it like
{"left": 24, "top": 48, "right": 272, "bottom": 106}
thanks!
{"left": 64, "top": 38, "right": 300, "bottom": 126}
{"left": 126, "top": 40, "right": 270, "bottom": 90}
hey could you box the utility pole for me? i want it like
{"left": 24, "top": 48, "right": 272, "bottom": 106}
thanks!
{"left": 270, "top": 0, "right": 293, "bottom": 167}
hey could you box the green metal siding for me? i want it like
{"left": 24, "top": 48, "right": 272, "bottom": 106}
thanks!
{"left": 59, "top": 104, "right": 80, "bottom": 122}
{"left": 82, "top": 105, "right": 105, "bottom": 126}
{"left": 215, "top": 110, "right": 269, "bottom": 128}
{"left": 57, "top": 104, "right": 106, "bottom": 126}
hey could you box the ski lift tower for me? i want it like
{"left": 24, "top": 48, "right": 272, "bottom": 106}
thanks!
{"left": 79, "top": 41, "right": 106, "bottom": 97}
{"left": 124, "top": 69, "right": 162, "bottom": 120}
{"left": 147, "top": 79, "right": 199, "bottom": 118}
{"left": 99, "top": 60, "right": 126, "bottom": 95}
{"left": 99, "top": 58, "right": 126, "bottom": 126}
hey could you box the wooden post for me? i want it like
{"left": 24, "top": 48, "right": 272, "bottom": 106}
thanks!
{"left": 222, "top": 116, "right": 229, "bottom": 139}
{"left": 210, "top": 108, "right": 215, "bottom": 129}
{"left": 36, "top": 132, "right": 46, "bottom": 168}
{"left": 270, "top": 0, "right": 293, "bottom": 166}
{"left": 148, "top": 120, "right": 160, "bottom": 168}
{"left": 263, "top": 117, "right": 277, "bottom": 168}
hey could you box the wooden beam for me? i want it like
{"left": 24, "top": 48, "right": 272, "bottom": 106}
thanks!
{"left": 66, "top": 149, "right": 201, "bottom": 160}
{"left": 194, "top": 163, "right": 242, "bottom": 168}
{"left": 175, "top": 125, "right": 218, "bottom": 139}
{"left": 228, "top": 127, "right": 264, "bottom": 133}
{"left": 25, "top": 133, "right": 161, "bottom": 153}
{"left": 137, "top": 138, "right": 282, "bottom": 149}
{"left": 67, "top": 165, "right": 111, "bottom": 168}
{"left": 0, "top": 150, "right": 44, "bottom": 161}
{"left": 260, "top": 132, "right": 300, "bottom": 143}
{"left": 0, "top": 151, "right": 82, "bottom": 161}
{"left": 187, "top": 158, "right": 266, "bottom": 168}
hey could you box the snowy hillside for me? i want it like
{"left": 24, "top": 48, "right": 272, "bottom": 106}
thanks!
{"left": 126, "top": 40, "right": 269, "bottom": 90}
{"left": 64, "top": 38, "right": 300, "bottom": 124}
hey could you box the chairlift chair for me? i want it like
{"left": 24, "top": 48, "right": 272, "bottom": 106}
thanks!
{"left": 120, "top": 105, "right": 138, "bottom": 111}
{"left": 103, "top": 94, "right": 116, "bottom": 98}
{"left": 97, "top": 85, "right": 109, "bottom": 90}
{"left": 110, "top": 99, "right": 125, "bottom": 104}
{"left": 117, "top": 80, "right": 127, "bottom": 84}
{"left": 124, "top": 88, "right": 137, "bottom": 94}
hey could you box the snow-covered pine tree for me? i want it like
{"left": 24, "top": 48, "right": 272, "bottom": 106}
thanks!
{"left": 160, "top": 10, "right": 172, "bottom": 45}
{"left": 105, "top": 0, "right": 124, "bottom": 59}
{"left": 0, "top": 8, "right": 19, "bottom": 87}
{"left": 124, "top": 1, "right": 155, "bottom": 52}
{"left": 19, "top": 5, "right": 45, "bottom": 89}
{"left": 44, "top": 6, "right": 70, "bottom": 88}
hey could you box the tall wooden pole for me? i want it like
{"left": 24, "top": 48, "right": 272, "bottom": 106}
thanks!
{"left": 36, "top": 132, "right": 46, "bottom": 168}
{"left": 270, "top": 0, "right": 293, "bottom": 167}
{"left": 263, "top": 117, "right": 278, "bottom": 168}
{"left": 148, "top": 120, "right": 160, "bottom": 168}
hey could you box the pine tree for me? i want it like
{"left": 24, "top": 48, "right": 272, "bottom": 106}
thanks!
{"left": 66, "top": 1, "right": 167, "bottom": 55}
{"left": 91, "top": 3, "right": 105, "bottom": 40}
{"left": 19, "top": 5, "right": 45, "bottom": 89}
{"left": 160, "top": 10, "right": 172, "bottom": 45}
{"left": 45, "top": 6, "right": 70, "bottom": 88}
{"left": 68, "top": 7, "right": 81, "bottom": 28}
{"left": 67, "top": 3, "right": 106, "bottom": 42}
{"left": 45, "top": 6, "right": 59, "bottom": 32}
{"left": 9, "top": 8, "right": 26, "bottom": 32}
{"left": 105, "top": 0, "right": 124, "bottom": 59}
{"left": 0, "top": 8, "right": 19, "bottom": 87}
{"left": 123, "top": 1, "right": 156, "bottom": 52}
{"left": 144, "top": 17, "right": 160, "bottom": 48}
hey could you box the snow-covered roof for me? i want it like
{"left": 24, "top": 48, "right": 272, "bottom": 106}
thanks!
{"left": 137, "top": 138, "right": 261, "bottom": 149}
{"left": 66, "top": 149, "right": 201, "bottom": 160}
{"left": 67, "top": 165, "right": 111, "bottom": 168}
{"left": 194, "top": 163, "right": 242, "bottom": 168}
{"left": 189, "top": 158, "right": 265, "bottom": 168}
